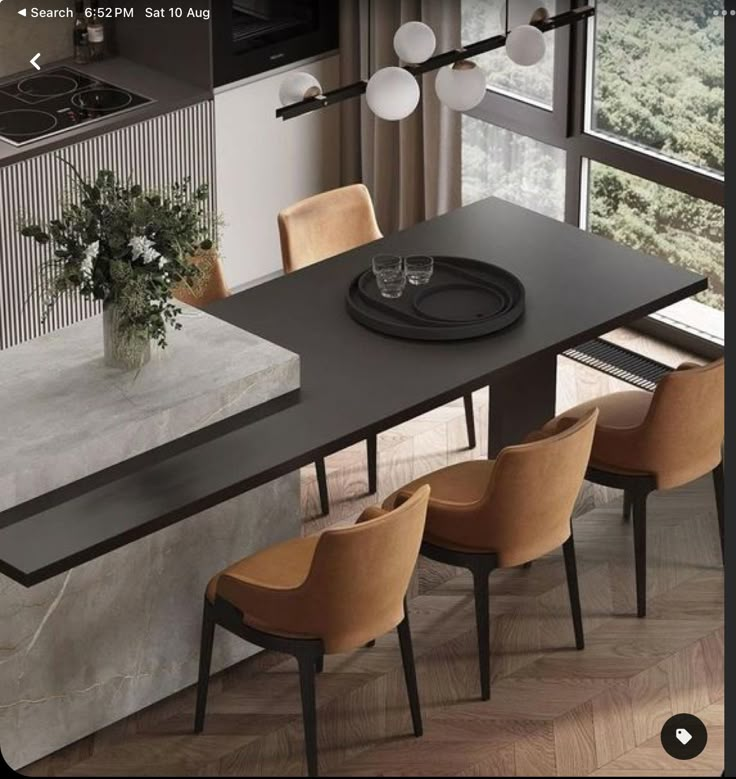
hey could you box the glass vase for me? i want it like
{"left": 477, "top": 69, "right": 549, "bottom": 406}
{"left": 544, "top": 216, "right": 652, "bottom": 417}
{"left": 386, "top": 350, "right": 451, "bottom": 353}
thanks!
{"left": 103, "top": 303, "right": 151, "bottom": 371}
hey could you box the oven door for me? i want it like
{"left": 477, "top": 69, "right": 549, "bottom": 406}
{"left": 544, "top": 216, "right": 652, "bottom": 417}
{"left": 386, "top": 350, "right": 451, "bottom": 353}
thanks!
{"left": 212, "top": 0, "right": 339, "bottom": 87}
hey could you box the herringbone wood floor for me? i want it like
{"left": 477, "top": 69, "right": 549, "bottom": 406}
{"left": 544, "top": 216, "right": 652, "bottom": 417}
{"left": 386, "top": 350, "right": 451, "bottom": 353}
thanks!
{"left": 22, "top": 333, "right": 724, "bottom": 777}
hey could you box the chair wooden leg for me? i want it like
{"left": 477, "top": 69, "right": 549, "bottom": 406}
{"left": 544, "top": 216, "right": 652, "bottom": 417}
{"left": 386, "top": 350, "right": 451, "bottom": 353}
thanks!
{"left": 367, "top": 434, "right": 378, "bottom": 495}
{"left": 623, "top": 490, "right": 632, "bottom": 522}
{"left": 297, "top": 654, "right": 319, "bottom": 777}
{"left": 315, "top": 459, "right": 329, "bottom": 517}
{"left": 463, "top": 393, "right": 477, "bottom": 450}
{"left": 562, "top": 535, "right": 584, "bottom": 650}
{"left": 194, "top": 600, "right": 216, "bottom": 734}
{"left": 632, "top": 493, "right": 648, "bottom": 618}
{"left": 471, "top": 567, "right": 491, "bottom": 701}
{"left": 397, "top": 603, "right": 423, "bottom": 737}
{"left": 713, "top": 461, "right": 724, "bottom": 565}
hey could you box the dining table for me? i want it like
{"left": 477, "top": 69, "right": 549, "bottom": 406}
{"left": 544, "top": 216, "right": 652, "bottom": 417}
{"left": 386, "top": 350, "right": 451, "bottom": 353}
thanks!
{"left": 0, "top": 196, "right": 707, "bottom": 588}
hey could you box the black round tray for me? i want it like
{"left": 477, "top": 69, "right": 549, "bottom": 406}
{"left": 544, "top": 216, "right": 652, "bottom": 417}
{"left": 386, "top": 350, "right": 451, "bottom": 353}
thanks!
{"left": 346, "top": 256, "right": 525, "bottom": 341}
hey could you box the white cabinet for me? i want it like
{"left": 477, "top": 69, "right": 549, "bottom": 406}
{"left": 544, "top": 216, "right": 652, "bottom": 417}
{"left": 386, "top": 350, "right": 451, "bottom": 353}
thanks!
{"left": 214, "top": 56, "right": 342, "bottom": 290}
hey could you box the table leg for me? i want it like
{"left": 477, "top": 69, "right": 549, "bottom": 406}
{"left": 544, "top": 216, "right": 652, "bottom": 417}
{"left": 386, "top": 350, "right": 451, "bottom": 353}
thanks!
{"left": 488, "top": 354, "right": 557, "bottom": 457}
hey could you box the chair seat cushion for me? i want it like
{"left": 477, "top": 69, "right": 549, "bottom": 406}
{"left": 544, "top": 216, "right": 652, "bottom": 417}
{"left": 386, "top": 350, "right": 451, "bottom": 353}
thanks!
{"left": 384, "top": 460, "right": 496, "bottom": 553}
{"left": 559, "top": 391, "right": 653, "bottom": 474}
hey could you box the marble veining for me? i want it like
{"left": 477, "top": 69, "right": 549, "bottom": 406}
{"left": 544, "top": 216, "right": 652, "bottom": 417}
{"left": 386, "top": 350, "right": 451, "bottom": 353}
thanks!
{"left": 0, "top": 304, "right": 299, "bottom": 512}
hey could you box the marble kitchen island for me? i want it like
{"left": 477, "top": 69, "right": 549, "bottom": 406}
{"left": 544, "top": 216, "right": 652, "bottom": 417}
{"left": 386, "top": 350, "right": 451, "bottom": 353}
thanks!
{"left": 0, "top": 305, "right": 301, "bottom": 770}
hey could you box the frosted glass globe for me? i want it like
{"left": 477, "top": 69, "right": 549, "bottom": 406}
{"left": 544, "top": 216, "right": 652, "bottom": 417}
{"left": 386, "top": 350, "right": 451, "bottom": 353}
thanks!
{"left": 393, "top": 21, "right": 436, "bottom": 64}
{"left": 366, "top": 67, "right": 420, "bottom": 121}
{"left": 278, "top": 72, "right": 322, "bottom": 107}
{"left": 499, "top": 0, "right": 549, "bottom": 30}
{"left": 506, "top": 25, "right": 546, "bottom": 66}
{"left": 435, "top": 61, "right": 487, "bottom": 112}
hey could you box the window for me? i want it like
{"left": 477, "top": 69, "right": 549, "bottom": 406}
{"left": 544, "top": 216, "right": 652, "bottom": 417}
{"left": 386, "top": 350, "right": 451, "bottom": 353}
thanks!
{"left": 459, "top": 1, "right": 724, "bottom": 347}
{"left": 462, "top": 0, "right": 558, "bottom": 108}
{"left": 463, "top": 117, "right": 566, "bottom": 220}
{"left": 586, "top": 162, "right": 724, "bottom": 312}
{"left": 588, "top": 0, "right": 724, "bottom": 176}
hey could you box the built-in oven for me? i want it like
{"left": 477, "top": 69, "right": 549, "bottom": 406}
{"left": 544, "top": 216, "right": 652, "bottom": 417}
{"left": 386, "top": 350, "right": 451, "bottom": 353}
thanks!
{"left": 212, "top": 1, "right": 339, "bottom": 87}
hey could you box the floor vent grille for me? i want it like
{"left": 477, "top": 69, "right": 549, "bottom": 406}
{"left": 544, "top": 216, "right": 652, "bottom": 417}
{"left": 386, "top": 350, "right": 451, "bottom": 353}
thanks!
{"left": 563, "top": 339, "right": 673, "bottom": 392}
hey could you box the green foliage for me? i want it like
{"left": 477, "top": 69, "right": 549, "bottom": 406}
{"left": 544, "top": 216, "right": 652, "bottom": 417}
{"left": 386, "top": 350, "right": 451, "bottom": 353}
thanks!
{"left": 20, "top": 160, "right": 218, "bottom": 347}
{"left": 590, "top": 164, "right": 724, "bottom": 310}
{"left": 462, "top": 1, "right": 725, "bottom": 314}
{"left": 588, "top": 0, "right": 724, "bottom": 312}
{"left": 593, "top": 0, "right": 724, "bottom": 173}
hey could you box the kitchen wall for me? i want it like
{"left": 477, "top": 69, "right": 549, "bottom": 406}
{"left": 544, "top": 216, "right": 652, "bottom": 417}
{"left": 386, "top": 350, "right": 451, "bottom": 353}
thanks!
{"left": 0, "top": 0, "right": 75, "bottom": 78}
{"left": 215, "top": 55, "right": 343, "bottom": 289}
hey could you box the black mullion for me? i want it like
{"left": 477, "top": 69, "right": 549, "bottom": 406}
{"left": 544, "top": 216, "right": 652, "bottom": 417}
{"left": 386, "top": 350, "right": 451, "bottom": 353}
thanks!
{"left": 569, "top": 134, "right": 724, "bottom": 206}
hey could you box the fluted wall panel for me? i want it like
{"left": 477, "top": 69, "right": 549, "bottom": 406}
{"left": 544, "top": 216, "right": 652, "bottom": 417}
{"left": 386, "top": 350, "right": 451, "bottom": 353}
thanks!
{"left": 0, "top": 100, "right": 216, "bottom": 350}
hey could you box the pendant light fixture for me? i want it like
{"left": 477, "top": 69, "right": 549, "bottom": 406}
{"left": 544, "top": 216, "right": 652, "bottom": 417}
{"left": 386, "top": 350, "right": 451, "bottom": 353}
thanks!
{"left": 278, "top": 72, "right": 323, "bottom": 107}
{"left": 393, "top": 21, "right": 437, "bottom": 65}
{"left": 435, "top": 60, "right": 487, "bottom": 112}
{"left": 275, "top": 5, "right": 594, "bottom": 122}
{"left": 505, "top": 25, "right": 546, "bottom": 66}
{"left": 366, "top": 66, "right": 421, "bottom": 121}
{"left": 503, "top": 0, "right": 549, "bottom": 67}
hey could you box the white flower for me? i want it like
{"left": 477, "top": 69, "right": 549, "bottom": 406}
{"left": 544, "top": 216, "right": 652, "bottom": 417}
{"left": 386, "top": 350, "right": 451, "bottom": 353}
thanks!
{"left": 158, "top": 255, "right": 169, "bottom": 269}
{"left": 80, "top": 240, "right": 99, "bottom": 280}
{"left": 142, "top": 246, "right": 162, "bottom": 265}
{"left": 129, "top": 235, "right": 162, "bottom": 265}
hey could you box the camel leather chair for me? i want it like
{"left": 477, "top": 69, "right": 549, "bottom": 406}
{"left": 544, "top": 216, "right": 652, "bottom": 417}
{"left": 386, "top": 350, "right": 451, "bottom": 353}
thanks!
{"left": 384, "top": 409, "right": 599, "bottom": 701}
{"left": 555, "top": 358, "right": 724, "bottom": 618}
{"left": 173, "top": 248, "right": 230, "bottom": 308}
{"left": 278, "top": 184, "right": 476, "bottom": 516}
{"left": 194, "top": 486, "right": 431, "bottom": 778}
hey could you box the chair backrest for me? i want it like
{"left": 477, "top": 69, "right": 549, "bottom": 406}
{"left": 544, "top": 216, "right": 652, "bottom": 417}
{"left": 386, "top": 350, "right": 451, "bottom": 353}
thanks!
{"left": 299, "top": 485, "right": 430, "bottom": 653}
{"left": 173, "top": 249, "right": 230, "bottom": 308}
{"left": 478, "top": 409, "right": 599, "bottom": 568}
{"left": 278, "top": 184, "right": 383, "bottom": 273}
{"left": 639, "top": 358, "right": 724, "bottom": 489}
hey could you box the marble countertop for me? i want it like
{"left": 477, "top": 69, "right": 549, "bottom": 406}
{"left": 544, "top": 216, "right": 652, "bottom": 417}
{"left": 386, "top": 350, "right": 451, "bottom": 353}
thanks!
{"left": 0, "top": 304, "right": 299, "bottom": 513}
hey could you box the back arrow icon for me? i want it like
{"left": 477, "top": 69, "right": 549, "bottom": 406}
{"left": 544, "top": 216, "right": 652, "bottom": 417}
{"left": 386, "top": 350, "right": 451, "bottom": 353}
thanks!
{"left": 30, "top": 53, "right": 41, "bottom": 71}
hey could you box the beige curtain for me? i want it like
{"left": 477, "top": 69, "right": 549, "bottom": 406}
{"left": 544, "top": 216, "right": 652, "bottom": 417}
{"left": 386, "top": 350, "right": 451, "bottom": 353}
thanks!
{"left": 340, "top": 0, "right": 463, "bottom": 234}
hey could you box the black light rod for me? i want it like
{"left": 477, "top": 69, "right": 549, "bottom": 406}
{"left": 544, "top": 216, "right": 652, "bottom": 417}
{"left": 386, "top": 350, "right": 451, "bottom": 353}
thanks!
{"left": 276, "top": 4, "right": 594, "bottom": 121}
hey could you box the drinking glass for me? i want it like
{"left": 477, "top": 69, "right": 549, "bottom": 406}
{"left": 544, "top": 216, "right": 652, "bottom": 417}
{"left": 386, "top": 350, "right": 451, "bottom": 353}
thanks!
{"left": 405, "top": 255, "right": 434, "bottom": 285}
{"left": 372, "top": 254, "right": 406, "bottom": 299}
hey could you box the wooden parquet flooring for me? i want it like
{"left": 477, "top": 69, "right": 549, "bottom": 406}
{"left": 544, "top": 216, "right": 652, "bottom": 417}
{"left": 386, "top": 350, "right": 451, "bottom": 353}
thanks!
{"left": 22, "top": 341, "right": 724, "bottom": 777}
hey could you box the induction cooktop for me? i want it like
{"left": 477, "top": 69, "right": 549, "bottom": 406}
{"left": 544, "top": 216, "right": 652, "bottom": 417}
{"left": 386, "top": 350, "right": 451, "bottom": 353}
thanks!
{"left": 0, "top": 66, "right": 154, "bottom": 147}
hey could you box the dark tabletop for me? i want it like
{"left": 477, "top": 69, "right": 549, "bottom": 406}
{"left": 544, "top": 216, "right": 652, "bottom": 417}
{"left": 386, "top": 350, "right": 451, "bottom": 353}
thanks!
{"left": 0, "top": 197, "right": 706, "bottom": 586}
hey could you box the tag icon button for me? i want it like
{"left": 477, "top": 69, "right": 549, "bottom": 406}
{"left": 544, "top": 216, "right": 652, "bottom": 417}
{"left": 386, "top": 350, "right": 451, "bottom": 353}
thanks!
{"left": 675, "top": 728, "right": 692, "bottom": 746}
{"left": 661, "top": 714, "right": 707, "bottom": 760}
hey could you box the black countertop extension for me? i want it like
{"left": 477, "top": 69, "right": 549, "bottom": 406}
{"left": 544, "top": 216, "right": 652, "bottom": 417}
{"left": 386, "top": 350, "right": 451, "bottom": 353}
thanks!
{"left": 0, "top": 198, "right": 707, "bottom": 587}
{"left": 0, "top": 56, "right": 212, "bottom": 167}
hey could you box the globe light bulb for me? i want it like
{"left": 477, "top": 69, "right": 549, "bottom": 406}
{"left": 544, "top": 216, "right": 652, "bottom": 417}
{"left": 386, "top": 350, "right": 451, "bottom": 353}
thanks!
{"left": 365, "top": 67, "right": 421, "bottom": 121}
{"left": 500, "top": 0, "right": 549, "bottom": 31}
{"left": 505, "top": 25, "right": 546, "bottom": 66}
{"left": 393, "top": 21, "right": 437, "bottom": 64}
{"left": 435, "top": 60, "right": 487, "bottom": 112}
{"left": 278, "top": 73, "right": 323, "bottom": 107}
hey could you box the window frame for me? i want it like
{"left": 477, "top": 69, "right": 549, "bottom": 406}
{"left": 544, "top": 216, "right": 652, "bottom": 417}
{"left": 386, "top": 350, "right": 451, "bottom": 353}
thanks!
{"left": 463, "top": 0, "right": 725, "bottom": 354}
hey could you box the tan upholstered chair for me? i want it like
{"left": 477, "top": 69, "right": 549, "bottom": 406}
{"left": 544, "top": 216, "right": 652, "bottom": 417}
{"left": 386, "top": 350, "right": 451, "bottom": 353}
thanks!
{"left": 194, "top": 486, "right": 431, "bottom": 777}
{"left": 558, "top": 358, "right": 724, "bottom": 618}
{"left": 278, "top": 184, "right": 477, "bottom": 516}
{"left": 174, "top": 248, "right": 230, "bottom": 308}
{"left": 384, "top": 410, "right": 599, "bottom": 701}
{"left": 279, "top": 184, "right": 383, "bottom": 273}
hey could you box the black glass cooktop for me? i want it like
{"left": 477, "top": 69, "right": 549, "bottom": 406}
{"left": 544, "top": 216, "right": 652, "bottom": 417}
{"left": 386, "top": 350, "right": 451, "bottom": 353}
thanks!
{"left": 0, "top": 66, "right": 153, "bottom": 147}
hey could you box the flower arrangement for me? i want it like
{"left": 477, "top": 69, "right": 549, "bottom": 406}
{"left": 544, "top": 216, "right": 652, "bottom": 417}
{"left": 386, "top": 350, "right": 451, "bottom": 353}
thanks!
{"left": 20, "top": 161, "right": 217, "bottom": 368}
